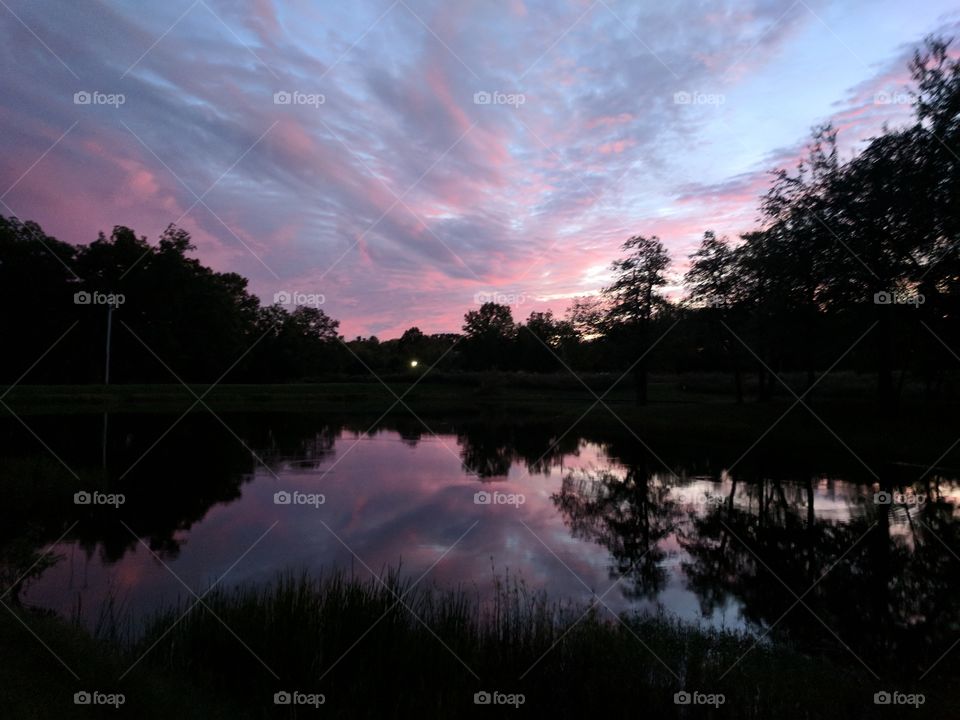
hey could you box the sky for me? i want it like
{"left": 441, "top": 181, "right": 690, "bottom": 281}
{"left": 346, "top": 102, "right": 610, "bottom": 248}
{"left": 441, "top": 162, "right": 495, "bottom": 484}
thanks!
{"left": 1, "top": 0, "right": 958, "bottom": 338}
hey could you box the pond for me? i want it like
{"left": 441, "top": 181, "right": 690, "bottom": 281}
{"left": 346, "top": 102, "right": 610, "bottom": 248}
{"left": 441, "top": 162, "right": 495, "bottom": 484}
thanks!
{"left": 2, "top": 411, "right": 958, "bottom": 678}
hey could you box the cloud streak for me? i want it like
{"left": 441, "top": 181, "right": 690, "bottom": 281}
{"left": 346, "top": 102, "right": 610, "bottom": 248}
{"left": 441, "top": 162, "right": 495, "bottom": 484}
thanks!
{"left": 0, "top": 0, "right": 956, "bottom": 337}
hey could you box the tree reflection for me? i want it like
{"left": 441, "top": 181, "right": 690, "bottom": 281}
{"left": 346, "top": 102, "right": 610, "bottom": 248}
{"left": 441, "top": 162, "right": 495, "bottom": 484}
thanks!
{"left": 552, "top": 465, "right": 681, "bottom": 600}
{"left": 0, "top": 413, "right": 346, "bottom": 572}
{"left": 679, "top": 474, "right": 960, "bottom": 679}
{"left": 3, "top": 411, "right": 959, "bottom": 687}
{"left": 456, "top": 422, "right": 581, "bottom": 479}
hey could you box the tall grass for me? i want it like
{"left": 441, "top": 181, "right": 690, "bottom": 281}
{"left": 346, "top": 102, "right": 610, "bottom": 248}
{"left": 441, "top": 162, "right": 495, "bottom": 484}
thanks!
{"left": 3, "top": 568, "right": 938, "bottom": 717}
{"left": 116, "top": 569, "right": 887, "bottom": 718}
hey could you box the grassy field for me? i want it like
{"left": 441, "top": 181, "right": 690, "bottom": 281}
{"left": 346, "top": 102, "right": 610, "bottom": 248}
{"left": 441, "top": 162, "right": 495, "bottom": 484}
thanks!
{"left": 1, "top": 570, "right": 936, "bottom": 719}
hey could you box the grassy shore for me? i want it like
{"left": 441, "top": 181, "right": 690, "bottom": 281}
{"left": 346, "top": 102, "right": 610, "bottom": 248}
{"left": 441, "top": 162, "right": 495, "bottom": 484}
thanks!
{"left": 2, "top": 570, "right": 933, "bottom": 719}
{"left": 0, "top": 370, "right": 916, "bottom": 414}
{"left": 3, "top": 373, "right": 958, "bottom": 470}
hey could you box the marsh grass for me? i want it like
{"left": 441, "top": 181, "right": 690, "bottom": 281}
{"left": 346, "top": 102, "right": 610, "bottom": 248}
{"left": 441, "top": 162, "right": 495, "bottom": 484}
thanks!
{"left": 114, "top": 569, "right": 880, "bottom": 718}
{"left": 2, "top": 568, "right": 940, "bottom": 717}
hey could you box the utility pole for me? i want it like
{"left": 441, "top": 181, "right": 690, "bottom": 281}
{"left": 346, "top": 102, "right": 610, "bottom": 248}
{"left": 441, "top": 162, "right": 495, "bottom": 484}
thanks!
{"left": 104, "top": 300, "right": 115, "bottom": 384}
{"left": 103, "top": 300, "right": 116, "bottom": 469}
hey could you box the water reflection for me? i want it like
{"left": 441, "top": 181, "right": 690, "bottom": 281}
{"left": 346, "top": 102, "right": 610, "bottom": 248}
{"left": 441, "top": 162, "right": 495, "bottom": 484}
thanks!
{"left": 1, "top": 412, "right": 958, "bottom": 682}
{"left": 554, "top": 467, "right": 681, "bottom": 600}
{"left": 678, "top": 474, "right": 960, "bottom": 677}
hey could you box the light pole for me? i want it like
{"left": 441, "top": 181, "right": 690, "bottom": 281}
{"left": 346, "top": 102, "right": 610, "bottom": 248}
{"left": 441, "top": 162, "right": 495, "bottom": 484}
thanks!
{"left": 104, "top": 301, "right": 115, "bottom": 385}
{"left": 102, "top": 299, "right": 118, "bottom": 470}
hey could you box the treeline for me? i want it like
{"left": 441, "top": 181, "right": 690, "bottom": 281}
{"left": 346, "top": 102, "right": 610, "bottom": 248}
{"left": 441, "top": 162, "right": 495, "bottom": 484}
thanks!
{"left": 360, "top": 37, "right": 960, "bottom": 408}
{"left": 0, "top": 221, "right": 343, "bottom": 384}
{"left": 673, "top": 37, "right": 960, "bottom": 408}
{"left": 1, "top": 39, "right": 957, "bottom": 405}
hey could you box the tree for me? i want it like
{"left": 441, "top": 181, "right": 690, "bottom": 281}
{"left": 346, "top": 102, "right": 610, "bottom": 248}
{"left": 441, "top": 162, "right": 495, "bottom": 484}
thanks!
{"left": 685, "top": 231, "right": 738, "bottom": 310}
{"left": 462, "top": 302, "right": 516, "bottom": 370}
{"left": 73, "top": 224, "right": 269, "bottom": 382}
{"left": 0, "top": 216, "right": 80, "bottom": 382}
{"left": 517, "top": 310, "right": 577, "bottom": 372}
{"left": 761, "top": 125, "right": 839, "bottom": 392}
{"left": 603, "top": 235, "right": 671, "bottom": 404}
{"left": 685, "top": 231, "right": 745, "bottom": 402}
{"left": 257, "top": 305, "right": 341, "bottom": 379}
{"left": 566, "top": 296, "right": 607, "bottom": 339}
{"left": 399, "top": 327, "right": 425, "bottom": 345}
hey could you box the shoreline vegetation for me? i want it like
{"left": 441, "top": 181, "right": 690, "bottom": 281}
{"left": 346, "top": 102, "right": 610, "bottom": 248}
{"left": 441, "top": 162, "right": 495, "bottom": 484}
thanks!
{"left": 0, "top": 569, "right": 930, "bottom": 719}
{"left": 4, "top": 374, "right": 959, "bottom": 469}
{"left": 4, "top": 368, "right": 952, "bottom": 411}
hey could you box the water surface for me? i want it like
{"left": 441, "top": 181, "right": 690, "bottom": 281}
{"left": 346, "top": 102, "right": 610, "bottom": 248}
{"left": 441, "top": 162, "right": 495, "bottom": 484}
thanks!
{"left": 3, "top": 412, "right": 957, "bottom": 677}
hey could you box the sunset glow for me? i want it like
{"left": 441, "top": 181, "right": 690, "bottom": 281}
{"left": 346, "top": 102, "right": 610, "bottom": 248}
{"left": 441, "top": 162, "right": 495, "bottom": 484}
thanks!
{"left": 2, "top": 0, "right": 957, "bottom": 336}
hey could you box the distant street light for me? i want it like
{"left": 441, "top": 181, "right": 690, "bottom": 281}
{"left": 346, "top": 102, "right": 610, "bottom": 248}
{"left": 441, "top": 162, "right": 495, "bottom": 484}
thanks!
{"left": 410, "top": 360, "right": 419, "bottom": 368}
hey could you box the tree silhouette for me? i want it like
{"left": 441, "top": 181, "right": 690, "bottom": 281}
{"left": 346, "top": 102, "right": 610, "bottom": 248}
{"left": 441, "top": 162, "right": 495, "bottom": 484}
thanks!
{"left": 602, "top": 235, "right": 671, "bottom": 404}
{"left": 462, "top": 302, "right": 516, "bottom": 370}
{"left": 685, "top": 231, "right": 745, "bottom": 402}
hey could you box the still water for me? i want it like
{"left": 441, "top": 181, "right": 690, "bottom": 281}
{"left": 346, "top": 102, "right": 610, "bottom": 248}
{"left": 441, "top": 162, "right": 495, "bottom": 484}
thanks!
{"left": 3, "top": 412, "right": 958, "bottom": 676}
